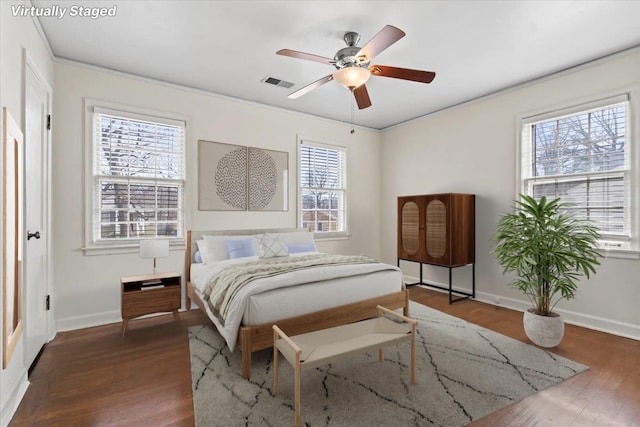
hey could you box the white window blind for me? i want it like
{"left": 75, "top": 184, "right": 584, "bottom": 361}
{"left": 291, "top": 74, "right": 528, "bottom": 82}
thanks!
{"left": 521, "top": 95, "right": 630, "bottom": 242}
{"left": 299, "top": 140, "right": 347, "bottom": 234}
{"left": 93, "top": 108, "right": 185, "bottom": 241}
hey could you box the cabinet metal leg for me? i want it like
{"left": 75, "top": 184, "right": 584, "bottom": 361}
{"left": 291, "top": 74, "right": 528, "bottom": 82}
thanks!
{"left": 399, "top": 259, "right": 475, "bottom": 304}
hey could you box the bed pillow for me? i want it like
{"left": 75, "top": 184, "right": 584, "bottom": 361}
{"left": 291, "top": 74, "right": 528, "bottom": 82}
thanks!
{"left": 196, "top": 240, "right": 209, "bottom": 263}
{"left": 287, "top": 242, "right": 317, "bottom": 253}
{"left": 281, "top": 231, "right": 317, "bottom": 253}
{"left": 282, "top": 231, "right": 316, "bottom": 245}
{"left": 256, "top": 233, "right": 289, "bottom": 258}
{"left": 202, "top": 235, "right": 258, "bottom": 262}
{"left": 194, "top": 251, "right": 203, "bottom": 263}
{"left": 225, "top": 238, "right": 256, "bottom": 259}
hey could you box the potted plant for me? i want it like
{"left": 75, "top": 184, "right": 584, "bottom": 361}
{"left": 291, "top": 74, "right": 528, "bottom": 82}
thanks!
{"left": 494, "top": 194, "right": 601, "bottom": 347}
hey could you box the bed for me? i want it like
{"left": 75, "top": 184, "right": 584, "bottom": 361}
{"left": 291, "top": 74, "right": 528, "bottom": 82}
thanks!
{"left": 185, "top": 228, "right": 409, "bottom": 379}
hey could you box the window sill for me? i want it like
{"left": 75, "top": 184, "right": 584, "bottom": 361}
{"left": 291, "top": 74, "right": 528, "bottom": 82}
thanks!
{"left": 82, "top": 239, "right": 185, "bottom": 256}
{"left": 597, "top": 247, "right": 640, "bottom": 260}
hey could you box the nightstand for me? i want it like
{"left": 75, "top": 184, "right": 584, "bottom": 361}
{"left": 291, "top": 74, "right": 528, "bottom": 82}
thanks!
{"left": 121, "top": 271, "right": 181, "bottom": 336}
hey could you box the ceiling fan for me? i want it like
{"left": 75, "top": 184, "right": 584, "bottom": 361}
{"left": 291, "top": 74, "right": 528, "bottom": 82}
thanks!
{"left": 276, "top": 25, "right": 436, "bottom": 109}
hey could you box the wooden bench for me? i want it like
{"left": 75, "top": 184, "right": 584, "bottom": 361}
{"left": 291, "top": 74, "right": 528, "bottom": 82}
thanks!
{"left": 272, "top": 305, "right": 417, "bottom": 427}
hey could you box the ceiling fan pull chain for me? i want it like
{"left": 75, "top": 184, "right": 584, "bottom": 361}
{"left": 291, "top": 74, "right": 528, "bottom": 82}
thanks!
{"left": 350, "top": 90, "right": 355, "bottom": 134}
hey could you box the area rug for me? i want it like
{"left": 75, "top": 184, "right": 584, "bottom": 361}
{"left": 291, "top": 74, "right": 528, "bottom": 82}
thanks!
{"left": 189, "top": 301, "right": 587, "bottom": 426}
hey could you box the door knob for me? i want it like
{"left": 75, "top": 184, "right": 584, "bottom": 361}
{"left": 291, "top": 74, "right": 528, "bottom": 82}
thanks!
{"left": 27, "top": 230, "right": 41, "bottom": 240}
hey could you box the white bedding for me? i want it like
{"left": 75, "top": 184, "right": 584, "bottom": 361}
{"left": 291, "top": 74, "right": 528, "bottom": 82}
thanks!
{"left": 190, "top": 252, "right": 404, "bottom": 351}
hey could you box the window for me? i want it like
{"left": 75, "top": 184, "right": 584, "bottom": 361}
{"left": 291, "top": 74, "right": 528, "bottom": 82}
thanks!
{"left": 520, "top": 94, "right": 634, "bottom": 250}
{"left": 298, "top": 139, "right": 347, "bottom": 235}
{"left": 91, "top": 106, "right": 185, "bottom": 244}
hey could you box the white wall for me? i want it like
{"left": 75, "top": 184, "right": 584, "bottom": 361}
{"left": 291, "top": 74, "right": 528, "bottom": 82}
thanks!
{"left": 381, "top": 48, "right": 640, "bottom": 339}
{"left": 52, "top": 62, "right": 383, "bottom": 331}
{"left": 0, "top": 3, "right": 54, "bottom": 426}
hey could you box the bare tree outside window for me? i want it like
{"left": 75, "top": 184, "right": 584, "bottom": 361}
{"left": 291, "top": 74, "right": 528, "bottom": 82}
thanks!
{"left": 523, "top": 100, "right": 629, "bottom": 239}
{"left": 94, "top": 112, "right": 185, "bottom": 241}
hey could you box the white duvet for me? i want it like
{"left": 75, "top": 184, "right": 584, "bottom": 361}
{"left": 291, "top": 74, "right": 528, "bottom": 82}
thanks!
{"left": 190, "top": 252, "right": 403, "bottom": 351}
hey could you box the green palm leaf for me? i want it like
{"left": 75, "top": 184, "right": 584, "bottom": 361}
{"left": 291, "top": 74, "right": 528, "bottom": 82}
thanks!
{"left": 494, "top": 194, "right": 601, "bottom": 316}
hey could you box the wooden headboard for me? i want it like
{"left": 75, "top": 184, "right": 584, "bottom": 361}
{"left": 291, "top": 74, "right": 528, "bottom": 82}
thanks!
{"left": 184, "top": 228, "right": 305, "bottom": 283}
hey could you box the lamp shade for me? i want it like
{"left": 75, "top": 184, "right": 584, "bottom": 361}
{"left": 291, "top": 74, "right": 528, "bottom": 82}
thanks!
{"left": 139, "top": 239, "right": 169, "bottom": 259}
{"left": 333, "top": 67, "right": 371, "bottom": 89}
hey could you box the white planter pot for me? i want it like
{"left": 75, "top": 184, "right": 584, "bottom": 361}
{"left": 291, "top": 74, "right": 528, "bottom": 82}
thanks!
{"left": 523, "top": 309, "right": 564, "bottom": 348}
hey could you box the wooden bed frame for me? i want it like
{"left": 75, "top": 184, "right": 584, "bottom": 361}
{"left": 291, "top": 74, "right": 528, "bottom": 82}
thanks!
{"left": 184, "top": 229, "right": 409, "bottom": 379}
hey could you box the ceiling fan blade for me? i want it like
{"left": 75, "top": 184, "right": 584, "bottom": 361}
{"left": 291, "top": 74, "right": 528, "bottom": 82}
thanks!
{"left": 287, "top": 74, "right": 334, "bottom": 99}
{"left": 370, "top": 65, "right": 436, "bottom": 83}
{"left": 276, "top": 49, "right": 335, "bottom": 65}
{"left": 357, "top": 25, "right": 405, "bottom": 61}
{"left": 353, "top": 84, "right": 372, "bottom": 109}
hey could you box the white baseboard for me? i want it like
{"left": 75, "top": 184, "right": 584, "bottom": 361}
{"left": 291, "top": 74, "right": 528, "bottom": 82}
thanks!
{"left": 56, "top": 310, "right": 121, "bottom": 332}
{"left": 405, "top": 275, "right": 640, "bottom": 342}
{"left": 56, "top": 307, "right": 189, "bottom": 332}
{"left": 1, "top": 370, "right": 29, "bottom": 427}
{"left": 474, "top": 291, "right": 640, "bottom": 341}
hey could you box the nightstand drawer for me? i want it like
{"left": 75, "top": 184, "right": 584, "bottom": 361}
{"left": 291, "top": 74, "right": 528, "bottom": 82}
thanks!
{"left": 122, "top": 286, "right": 181, "bottom": 317}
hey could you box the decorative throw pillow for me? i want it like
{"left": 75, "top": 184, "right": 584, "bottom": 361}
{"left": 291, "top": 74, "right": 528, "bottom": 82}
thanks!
{"left": 287, "top": 242, "right": 317, "bottom": 253}
{"left": 256, "top": 233, "right": 289, "bottom": 258}
{"left": 194, "top": 251, "right": 203, "bottom": 263}
{"left": 202, "top": 235, "right": 258, "bottom": 262}
{"left": 224, "top": 238, "right": 256, "bottom": 259}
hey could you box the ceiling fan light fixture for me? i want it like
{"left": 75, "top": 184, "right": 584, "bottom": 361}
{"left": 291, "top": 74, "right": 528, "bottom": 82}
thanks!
{"left": 333, "top": 67, "right": 371, "bottom": 89}
{"left": 278, "top": 25, "right": 434, "bottom": 108}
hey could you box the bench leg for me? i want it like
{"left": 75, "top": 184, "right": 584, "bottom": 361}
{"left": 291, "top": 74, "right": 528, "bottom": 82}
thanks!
{"left": 295, "top": 356, "right": 301, "bottom": 427}
{"left": 411, "top": 323, "right": 416, "bottom": 384}
{"left": 273, "top": 331, "right": 279, "bottom": 395}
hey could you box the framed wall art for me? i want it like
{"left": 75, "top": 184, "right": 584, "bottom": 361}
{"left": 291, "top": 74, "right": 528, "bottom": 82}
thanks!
{"left": 3, "top": 107, "right": 24, "bottom": 368}
{"left": 198, "top": 140, "right": 288, "bottom": 212}
{"left": 198, "top": 140, "right": 247, "bottom": 211}
{"left": 248, "top": 147, "right": 288, "bottom": 211}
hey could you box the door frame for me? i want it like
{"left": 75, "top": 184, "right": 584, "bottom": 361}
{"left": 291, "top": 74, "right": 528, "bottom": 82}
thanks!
{"left": 22, "top": 49, "right": 55, "bottom": 345}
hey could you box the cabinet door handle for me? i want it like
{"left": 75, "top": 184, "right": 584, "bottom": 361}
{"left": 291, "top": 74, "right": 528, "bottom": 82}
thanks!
{"left": 27, "top": 230, "right": 41, "bottom": 240}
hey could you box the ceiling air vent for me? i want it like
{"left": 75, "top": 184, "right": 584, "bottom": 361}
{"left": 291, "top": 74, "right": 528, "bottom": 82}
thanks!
{"left": 262, "top": 76, "right": 294, "bottom": 89}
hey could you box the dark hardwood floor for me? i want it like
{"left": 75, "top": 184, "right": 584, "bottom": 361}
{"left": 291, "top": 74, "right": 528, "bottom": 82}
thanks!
{"left": 9, "top": 287, "right": 640, "bottom": 426}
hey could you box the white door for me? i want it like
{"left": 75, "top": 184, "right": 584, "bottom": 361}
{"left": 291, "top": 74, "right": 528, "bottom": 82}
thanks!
{"left": 24, "top": 60, "right": 51, "bottom": 368}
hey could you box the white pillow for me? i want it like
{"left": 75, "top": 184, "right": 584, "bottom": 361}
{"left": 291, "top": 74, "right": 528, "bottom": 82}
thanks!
{"left": 202, "top": 235, "right": 258, "bottom": 262}
{"left": 256, "top": 233, "right": 289, "bottom": 258}
{"left": 196, "top": 240, "right": 210, "bottom": 263}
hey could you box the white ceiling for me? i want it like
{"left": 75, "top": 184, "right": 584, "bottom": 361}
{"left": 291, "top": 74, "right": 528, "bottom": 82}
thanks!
{"left": 32, "top": 0, "right": 640, "bottom": 129}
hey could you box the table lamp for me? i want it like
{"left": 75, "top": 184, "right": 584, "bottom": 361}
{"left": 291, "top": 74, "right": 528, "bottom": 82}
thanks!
{"left": 139, "top": 239, "right": 169, "bottom": 274}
